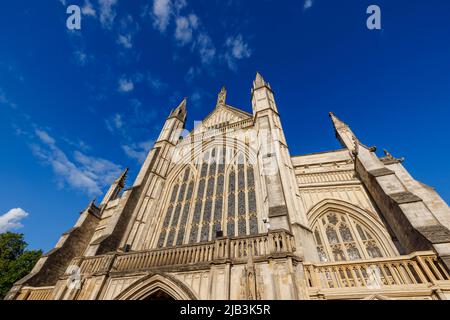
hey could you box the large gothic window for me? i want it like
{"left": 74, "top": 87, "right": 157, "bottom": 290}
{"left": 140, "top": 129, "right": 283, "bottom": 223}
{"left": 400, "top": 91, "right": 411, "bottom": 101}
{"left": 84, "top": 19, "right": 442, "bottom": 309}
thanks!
{"left": 313, "top": 211, "right": 386, "bottom": 262}
{"left": 226, "top": 153, "right": 258, "bottom": 238}
{"left": 157, "top": 167, "right": 194, "bottom": 248}
{"left": 157, "top": 146, "right": 258, "bottom": 248}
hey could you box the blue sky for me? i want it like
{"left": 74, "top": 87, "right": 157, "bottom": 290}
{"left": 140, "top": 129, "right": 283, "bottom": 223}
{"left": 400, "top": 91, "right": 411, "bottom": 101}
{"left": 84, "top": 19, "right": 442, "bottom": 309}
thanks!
{"left": 0, "top": 0, "right": 449, "bottom": 251}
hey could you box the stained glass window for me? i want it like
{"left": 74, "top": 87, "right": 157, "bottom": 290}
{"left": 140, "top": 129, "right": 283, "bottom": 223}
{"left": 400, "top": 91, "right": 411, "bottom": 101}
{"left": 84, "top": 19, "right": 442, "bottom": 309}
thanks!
{"left": 313, "top": 211, "right": 387, "bottom": 262}
{"left": 158, "top": 147, "right": 259, "bottom": 247}
{"left": 227, "top": 169, "right": 236, "bottom": 237}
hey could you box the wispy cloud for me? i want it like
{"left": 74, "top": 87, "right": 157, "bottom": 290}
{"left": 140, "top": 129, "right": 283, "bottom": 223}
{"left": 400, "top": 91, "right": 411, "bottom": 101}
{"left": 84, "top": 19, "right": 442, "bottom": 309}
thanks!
{"left": 118, "top": 76, "right": 135, "bottom": 93}
{"left": 73, "top": 49, "right": 89, "bottom": 66}
{"left": 147, "top": 73, "right": 168, "bottom": 93}
{"left": 0, "top": 62, "right": 25, "bottom": 83}
{"left": 98, "top": 0, "right": 118, "bottom": 29}
{"left": 66, "top": 30, "right": 93, "bottom": 67}
{"left": 117, "top": 34, "right": 133, "bottom": 48}
{"left": 174, "top": 14, "right": 198, "bottom": 45}
{"left": 223, "top": 34, "right": 252, "bottom": 71}
{"left": 82, "top": 0, "right": 97, "bottom": 17}
{"left": 0, "top": 208, "right": 28, "bottom": 233}
{"left": 151, "top": 0, "right": 175, "bottom": 32}
{"left": 189, "top": 87, "right": 212, "bottom": 108}
{"left": 31, "top": 129, "right": 122, "bottom": 196}
{"left": 104, "top": 97, "right": 158, "bottom": 163}
{"left": 105, "top": 113, "right": 124, "bottom": 134}
{"left": 196, "top": 33, "right": 216, "bottom": 65}
{"left": 148, "top": 0, "right": 217, "bottom": 67}
{"left": 122, "top": 140, "right": 154, "bottom": 164}
{"left": 116, "top": 15, "right": 140, "bottom": 49}
{"left": 184, "top": 66, "right": 200, "bottom": 83}
{"left": 303, "top": 0, "right": 313, "bottom": 10}
{"left": 0, "top": 88, "right": 17, "bottom": 108}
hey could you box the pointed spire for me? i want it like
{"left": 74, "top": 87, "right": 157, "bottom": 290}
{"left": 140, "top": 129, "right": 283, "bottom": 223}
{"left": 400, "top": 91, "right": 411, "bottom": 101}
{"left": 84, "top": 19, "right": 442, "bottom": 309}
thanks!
{"left": 115, "top": 168, "right": 129, "bottom": 188}
{"left": 216, "top": 86, "right": 227, "bottom": 108}
{"left": 168, "top": 97, "right": 187, "bottom": 121}
{"left": 253, "top": 71, "right": 271, "bottom": 90}
{"left": 84, "top": 198, "right": 99, "bottom": 215}
{"left": 100, "top": 168, "right": 128, "bottom": 206}
{"left": 88, "top": 198, "right": 97, "bottom": 208}
{"left": 329, "top": 112, "right": 349, "bottom": 131}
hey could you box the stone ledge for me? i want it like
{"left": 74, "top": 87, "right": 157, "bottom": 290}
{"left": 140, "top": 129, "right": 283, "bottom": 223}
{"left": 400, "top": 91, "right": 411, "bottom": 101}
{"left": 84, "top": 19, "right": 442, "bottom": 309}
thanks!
{"left": 390, "top": 191, "right": 422, "bottom": 204}
{"left": 369, "top": 167, "right": 395, "bottom": 177}
{"left": 416, "top": 225, "right": 450, "bottom": 244}
{"left": 269, "top": 205, "right": 288, "bottom": 217}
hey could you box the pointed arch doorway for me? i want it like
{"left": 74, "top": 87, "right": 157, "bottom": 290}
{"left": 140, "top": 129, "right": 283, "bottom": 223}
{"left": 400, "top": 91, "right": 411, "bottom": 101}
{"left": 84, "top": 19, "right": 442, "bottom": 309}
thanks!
{"left": 143, "top": 290, "right": 175, "bottom": 300}
{"left": 115, "top": 273, "right": 198, "bottom": 300}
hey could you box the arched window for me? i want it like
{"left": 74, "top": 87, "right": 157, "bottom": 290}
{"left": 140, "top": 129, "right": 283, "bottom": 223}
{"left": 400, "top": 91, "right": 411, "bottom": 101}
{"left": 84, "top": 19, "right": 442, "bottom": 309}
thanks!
{"left": 157, "top": 167, "right": 193, "bottom": 248}
{"left": 157, "top": 146, "right": 259, "bottom": 248}
{"left": 313, "top": 211, "right": 386, "bottom": 262}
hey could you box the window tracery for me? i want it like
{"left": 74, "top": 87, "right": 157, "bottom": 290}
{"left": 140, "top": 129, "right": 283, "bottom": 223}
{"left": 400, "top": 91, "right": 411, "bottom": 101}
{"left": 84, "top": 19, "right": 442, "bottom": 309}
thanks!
{"left": 158, "top": 146, "right": 259, "bottom": 248}
{"left": 313, "top": 211, "right": 386, "bottom": 262}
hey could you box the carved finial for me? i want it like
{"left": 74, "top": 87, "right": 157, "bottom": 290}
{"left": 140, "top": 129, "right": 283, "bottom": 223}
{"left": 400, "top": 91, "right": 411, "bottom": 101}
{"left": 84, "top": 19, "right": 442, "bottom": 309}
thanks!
{"left": 383, "top": 149, "right": 394, "bottom": 160}
{"left": 352, "top": 136, "right": 359, "bottom": 158}
{"left": 329, "top": 112, "right": 348, "bottom": 130}
{"left": 84, "top": 198, "right": 98, "bottom": 213}
{"left": 115, "top": 168, "right": 129, "bottom": 188}
{"left": 383, "top": 149, "right": 405, "bottom": 163}
{"left": 216, "top": 86, "right": 227, "bottom": 108}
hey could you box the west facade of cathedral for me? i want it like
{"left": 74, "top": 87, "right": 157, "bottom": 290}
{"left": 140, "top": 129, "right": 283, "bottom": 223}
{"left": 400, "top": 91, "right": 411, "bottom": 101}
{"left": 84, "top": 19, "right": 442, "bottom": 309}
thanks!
{"left": 7, "top": 73, "right": 450, "bottom": 300}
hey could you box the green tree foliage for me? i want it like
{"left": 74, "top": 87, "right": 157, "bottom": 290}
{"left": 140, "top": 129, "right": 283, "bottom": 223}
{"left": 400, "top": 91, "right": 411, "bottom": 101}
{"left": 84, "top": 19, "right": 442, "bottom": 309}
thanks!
{"left": 0, "top": 232, "right": 42, "bottom": 299}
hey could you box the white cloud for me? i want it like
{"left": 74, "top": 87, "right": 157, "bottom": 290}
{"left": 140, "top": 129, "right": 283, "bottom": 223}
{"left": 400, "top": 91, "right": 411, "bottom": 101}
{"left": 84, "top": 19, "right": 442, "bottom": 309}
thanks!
{"left": 226, "top": 34, "right": 252, "bottom": 59}
{"left": 196, "top": 33, "right": 216, "bottom": 65}
{"left": 0, "top": 208, "right": 28, "bottom": 233}
{"left": 122, "top": 140, "right": 154, "bottom": 164}
{"left": 147, "top": 73, "right": 168, "bottom": 93}
{"left": 185, "top": 66, "right": 200, "bottom": 83}
{"left": 152, "top": 0, "right": 173, "bottom": 32}
{"left": 32, "top": 129, "right": 122, "bottom": 196}
{"left": 35, "top": 129, "right": 56, "bottom": 145}
{"left": 224, "top": 34, "right": 252, "bottom": 71}
{"left": 191, "top": 90, "right": 202, "bottom": 107}
{"left": 98, "top": 0, "right": 118, "bottom": 29}
{"left": 117, "top": 34, "right": 133, "bottom": 48}
{"left": 105, "top": 113, "right": 124, "bottom": 133}
{"left": 149, "top": 1, "right": 218, "bottom": 66}
{"left": 82, "top": 0, "right": 96, "bottom": 17}
{"left": 174, "top": 14, "right": 198, "bottom": 45}
{"left": 66, "top": 28, "right": 93, "bottom": 67}
{"left": 304, "top": 0, "right": 313, "bottom": 10}
{"left": 116, "top": 15, "right": 140, "bottom": 50}
{"left": 118, "top": 76, "right": 134, "bottom": 93}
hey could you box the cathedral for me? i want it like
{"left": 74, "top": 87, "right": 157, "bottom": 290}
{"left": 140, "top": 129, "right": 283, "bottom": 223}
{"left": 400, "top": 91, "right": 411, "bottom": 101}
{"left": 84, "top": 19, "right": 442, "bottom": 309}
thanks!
{"left": 6, "top": 73, "right": 450, "bottom": 300}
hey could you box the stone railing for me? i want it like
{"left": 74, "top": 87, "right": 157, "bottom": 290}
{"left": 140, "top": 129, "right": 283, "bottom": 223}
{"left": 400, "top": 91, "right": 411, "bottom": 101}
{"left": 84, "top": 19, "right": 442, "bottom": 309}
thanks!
{"left": 304, "top": 251, "right": 450, "bottom": 290}
{"left": 65, "top": 254, "right": 115, "bottom": 276}
{"left": 16, "top": 286, "right": 55, "bottom": 300}
{"left": 65, "top": 230, "right": 295, "bottom": 275}
{"left": 113, "top": 230, "right": 295, "bottom": 272}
